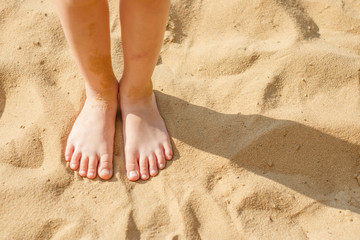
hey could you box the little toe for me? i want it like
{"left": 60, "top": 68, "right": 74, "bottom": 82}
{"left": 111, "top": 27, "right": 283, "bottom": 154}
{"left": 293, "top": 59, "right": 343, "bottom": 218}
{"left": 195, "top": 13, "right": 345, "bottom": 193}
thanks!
{"left": 79, "top": 156, "right": 89, "bottom": 177}
{"left": 148, "top": 154, "right": 158, "bottom": 177}
{"left": 98, "top": 154, "right": 113, "bottom": 180}
{"left": 87, "top": 156, "right": 98, "bottom": 179}
{"left": 126, "top": 155, "right": 140, "bottom": 181}
{"left": 65, "top": 144, "right": 74, "bottom": 162}
{"left": 163, "top": 141, "right": 173, "bottom": 160}
{"left": 155, "top": 149, "right": 166, "bottom": 170}
{"left": 139, "top": 156, "right": 150, "bottom": 180}
{"left": 70, "top": 151, "right": 81, "bottom": 170}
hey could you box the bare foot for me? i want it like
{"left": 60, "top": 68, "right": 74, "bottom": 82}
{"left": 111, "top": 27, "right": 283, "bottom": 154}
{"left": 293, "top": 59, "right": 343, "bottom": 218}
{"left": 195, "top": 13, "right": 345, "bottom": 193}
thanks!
{"left": 120, "top": 87, "right": 173, "bottom": 181}
{"left": 64, "top": 85, "right": 118, "bottom": 180}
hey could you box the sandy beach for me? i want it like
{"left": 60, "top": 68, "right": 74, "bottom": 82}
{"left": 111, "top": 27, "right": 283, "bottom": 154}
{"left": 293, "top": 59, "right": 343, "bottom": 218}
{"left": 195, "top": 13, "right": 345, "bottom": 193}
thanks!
{"left": 1, "top": 0, "right": 360, "bottom": 239}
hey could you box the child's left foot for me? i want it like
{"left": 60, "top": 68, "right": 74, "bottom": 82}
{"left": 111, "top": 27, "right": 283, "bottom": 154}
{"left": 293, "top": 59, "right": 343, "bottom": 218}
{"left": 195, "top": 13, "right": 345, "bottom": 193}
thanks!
{"left": 120, "top": 87, "right": 173, "bottom": 181}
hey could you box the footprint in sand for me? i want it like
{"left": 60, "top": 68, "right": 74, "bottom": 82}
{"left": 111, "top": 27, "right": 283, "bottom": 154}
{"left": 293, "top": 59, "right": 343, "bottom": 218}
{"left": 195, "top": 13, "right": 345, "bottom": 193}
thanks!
{"left": 0, "top": 81, "right": 44, "bottom": 168}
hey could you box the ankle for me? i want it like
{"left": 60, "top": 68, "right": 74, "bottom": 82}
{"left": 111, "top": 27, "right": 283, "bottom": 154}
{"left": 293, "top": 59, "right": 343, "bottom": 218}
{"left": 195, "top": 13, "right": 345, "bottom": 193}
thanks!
{"left": 86, "top": 81, "right": 118, "bottom": 103}
{"left": 119, "top": 78, "right": 153, "bottom": 104}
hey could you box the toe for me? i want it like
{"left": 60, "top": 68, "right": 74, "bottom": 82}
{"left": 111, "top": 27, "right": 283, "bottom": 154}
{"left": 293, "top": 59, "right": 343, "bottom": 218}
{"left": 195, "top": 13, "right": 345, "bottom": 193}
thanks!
{"left": 148, "top": 153, "right": 158, "bottom": 177}
{"left": 70, "top": 151, "right": 81, "bottom": 170}
{"left": 87, "top": 156, "right": 98, "bottom": 179}
{"left": 155, "top": 149, "right": 166, "bottom": 170}
{"left": 65, "top": 143, "right": 74, "bottom": 162}
{"left": 125, "top": 154, "right": 140, "bottom": 181}
{"left": 163, "top": 140, "right": 173, "bottom": 160}
{"left": 98, "top": 154, "right": 113, "bottom": 180}
{"left": 139, "top": 156, "right": 149, "bottom": 180}
{"left": 79, "top": 156, "right": 89, "bottom": 177}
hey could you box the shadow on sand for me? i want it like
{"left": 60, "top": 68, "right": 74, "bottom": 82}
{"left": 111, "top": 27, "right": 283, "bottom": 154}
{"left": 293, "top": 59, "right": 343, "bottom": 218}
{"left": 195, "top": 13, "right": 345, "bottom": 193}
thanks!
{"left": 0, "top": 77, "right": 5, "bottom": 119}
{"left": 155, "top": 91, "right": 360, "bottom": 213}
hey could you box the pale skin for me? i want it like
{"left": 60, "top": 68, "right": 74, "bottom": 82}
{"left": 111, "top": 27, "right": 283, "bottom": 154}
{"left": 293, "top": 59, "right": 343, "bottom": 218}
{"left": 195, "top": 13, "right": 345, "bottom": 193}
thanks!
{"left": 55, "top": 0, "right": 173, "bottom": 181}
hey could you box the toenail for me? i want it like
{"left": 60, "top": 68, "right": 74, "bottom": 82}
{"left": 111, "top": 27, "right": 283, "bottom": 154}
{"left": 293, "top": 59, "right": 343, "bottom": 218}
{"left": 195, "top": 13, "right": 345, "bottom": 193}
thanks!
{"left": 70, "top": 163, "right": 77, "bottom": 168}
{"left": 65, "top": 155, "right": 70, "bottom": 161}
{"left": 79, "top": 170, "right": 86, "bottom": 175}
{"left": 150, "top": 170, "right": 157, "bottom": 175}
{"left": 129, "top": 171, "right": 138, "bottom": 178}
{"left": 159, "top": 163, "right": 165, "bottom": 169}
{"left": 142, "top": 174, "right": 147, "bottom": 179}
{"left": 101, "top": 169, "right": 110, "bottom": 175}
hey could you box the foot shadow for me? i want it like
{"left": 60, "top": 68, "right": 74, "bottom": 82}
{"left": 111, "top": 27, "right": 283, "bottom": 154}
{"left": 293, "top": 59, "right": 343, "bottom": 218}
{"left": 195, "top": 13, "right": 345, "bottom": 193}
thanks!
{"left": 156, "top": 91, "right": 360, "bottom": 213}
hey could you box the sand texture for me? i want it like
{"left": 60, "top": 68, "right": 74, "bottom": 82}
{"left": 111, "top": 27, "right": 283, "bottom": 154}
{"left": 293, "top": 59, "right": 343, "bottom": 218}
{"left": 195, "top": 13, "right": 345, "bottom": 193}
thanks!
{"left": 1, "top": 0, "right": 360, "bottom": 239}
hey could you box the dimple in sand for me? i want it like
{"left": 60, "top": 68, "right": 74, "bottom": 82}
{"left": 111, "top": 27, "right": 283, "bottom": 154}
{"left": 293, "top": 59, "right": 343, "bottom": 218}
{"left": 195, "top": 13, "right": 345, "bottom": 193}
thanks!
{"left": 55, "top": 0, "right": 173, "bottom": 181}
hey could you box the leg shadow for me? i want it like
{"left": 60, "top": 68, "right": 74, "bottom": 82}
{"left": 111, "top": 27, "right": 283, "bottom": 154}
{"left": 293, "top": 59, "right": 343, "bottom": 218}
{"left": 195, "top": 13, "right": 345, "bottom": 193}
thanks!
{"left": 156, "top": 91, "right": 360, "bottom": 213}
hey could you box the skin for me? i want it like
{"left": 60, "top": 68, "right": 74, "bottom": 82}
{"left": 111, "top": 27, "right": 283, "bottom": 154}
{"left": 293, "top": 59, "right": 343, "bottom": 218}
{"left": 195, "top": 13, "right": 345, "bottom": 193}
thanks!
{"left": 56, "top": 0, "right": 172, "bottom": 181}
{"left": 119, "top": 0, "right": 173, "bottom": 181}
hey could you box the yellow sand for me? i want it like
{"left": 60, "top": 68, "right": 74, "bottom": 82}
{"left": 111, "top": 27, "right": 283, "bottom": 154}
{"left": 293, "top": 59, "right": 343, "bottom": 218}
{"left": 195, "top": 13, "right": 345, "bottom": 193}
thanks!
{"left": 1, "top": 0, "right": 360, "bottom": 239}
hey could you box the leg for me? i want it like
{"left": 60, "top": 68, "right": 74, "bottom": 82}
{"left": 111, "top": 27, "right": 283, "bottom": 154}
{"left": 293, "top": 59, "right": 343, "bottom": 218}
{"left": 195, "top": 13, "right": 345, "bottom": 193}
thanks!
{"left": 55, "top": 0, "right": 118, "bottom": 179}
{"left": 119, "top": 0, "right": 173, "bottom": 181}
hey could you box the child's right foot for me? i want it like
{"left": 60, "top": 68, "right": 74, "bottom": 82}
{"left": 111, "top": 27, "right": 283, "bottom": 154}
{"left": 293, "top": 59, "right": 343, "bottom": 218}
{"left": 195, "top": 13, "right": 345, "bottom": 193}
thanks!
{"left": 64, "top": 84, "right": 118, "bottom": 180}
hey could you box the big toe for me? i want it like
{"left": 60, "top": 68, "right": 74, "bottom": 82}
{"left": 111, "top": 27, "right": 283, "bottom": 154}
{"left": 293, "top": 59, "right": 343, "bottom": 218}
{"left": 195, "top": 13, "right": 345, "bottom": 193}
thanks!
{"left": 125, "top": 154, "right": 140, "bottom": 181}
{"left": 163, "top": 141, "right": 173, "bottom": 160}
{"left": 98, "top": 154, "right": 113, "bottom": 180}
{"left": 65, "top": 144, "right": 74, "bottom": 162}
